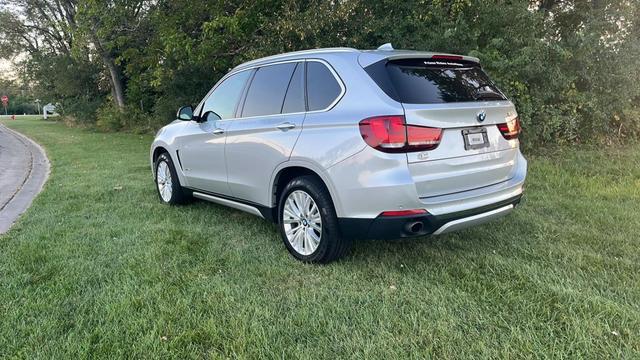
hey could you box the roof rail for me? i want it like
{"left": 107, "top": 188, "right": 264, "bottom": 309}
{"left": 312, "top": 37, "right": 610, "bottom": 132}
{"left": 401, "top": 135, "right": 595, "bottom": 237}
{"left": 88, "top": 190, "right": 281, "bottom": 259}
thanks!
{"left": 234, "top": 47, "right": 359, "bottom": 70}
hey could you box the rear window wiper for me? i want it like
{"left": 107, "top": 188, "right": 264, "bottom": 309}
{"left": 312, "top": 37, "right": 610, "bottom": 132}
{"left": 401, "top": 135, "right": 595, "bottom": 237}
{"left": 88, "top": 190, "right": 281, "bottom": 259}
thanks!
{"left": 474, "top": 91, "right": 504, "bottom": 101}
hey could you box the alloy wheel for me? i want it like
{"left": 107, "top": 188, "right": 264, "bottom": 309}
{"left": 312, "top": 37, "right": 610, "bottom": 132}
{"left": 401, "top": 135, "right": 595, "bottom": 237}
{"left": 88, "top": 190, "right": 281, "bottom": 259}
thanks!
{"left": 156, "top": 160, "right": 173, "bottom": 202}
{"left": 282, "top": 190, "right": 322, "bottom": 255}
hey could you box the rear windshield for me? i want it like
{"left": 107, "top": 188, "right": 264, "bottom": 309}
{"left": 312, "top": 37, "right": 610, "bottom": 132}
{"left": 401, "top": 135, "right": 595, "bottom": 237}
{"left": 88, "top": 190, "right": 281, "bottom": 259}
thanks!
{"left": 365, "top": 58, "right": 506, "bottom": 104}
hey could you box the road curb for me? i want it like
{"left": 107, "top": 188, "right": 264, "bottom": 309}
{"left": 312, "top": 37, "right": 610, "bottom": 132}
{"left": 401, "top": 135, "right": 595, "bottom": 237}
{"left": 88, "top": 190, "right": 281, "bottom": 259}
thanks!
{"left": 0, "top": 124, "right": 51, "bottom": 235}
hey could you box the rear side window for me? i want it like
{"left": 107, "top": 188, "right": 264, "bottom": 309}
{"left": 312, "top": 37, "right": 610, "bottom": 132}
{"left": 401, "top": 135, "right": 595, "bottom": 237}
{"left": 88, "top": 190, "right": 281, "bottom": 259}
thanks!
{"left": 365, "top": 58, "right": 506, "bottom": 104}
{"left": 242, "top": 63, "right": 296, "bottom": 117}
{"left": 202, "top": 70, "right": 251, "bottom": 119}
{"left": 306, "top": 61, "right": 342, "bottom": 111}
{"left": 282, "top": 62, "right": 305, "bottom": 114}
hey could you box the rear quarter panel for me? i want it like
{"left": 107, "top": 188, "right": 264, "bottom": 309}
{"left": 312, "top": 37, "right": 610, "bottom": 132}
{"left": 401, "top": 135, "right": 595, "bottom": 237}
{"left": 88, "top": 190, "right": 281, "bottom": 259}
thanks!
{"left": 289, "top": 53, "right": 403, "bottom": 168}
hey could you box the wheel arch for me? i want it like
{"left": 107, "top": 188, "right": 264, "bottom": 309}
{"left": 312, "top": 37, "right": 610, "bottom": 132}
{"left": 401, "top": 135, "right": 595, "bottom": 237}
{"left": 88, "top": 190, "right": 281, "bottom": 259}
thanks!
{"left": 152, "top": 146, "right": 168, "bottom": 163}
{"left": 150, "top": 144, "right": 170, "bottom": 177}
{"left": 150, "top": 142, "right": 188, "bottom": 186}
{"left": 270, "top": 162, "right": 343, "bottom": 219}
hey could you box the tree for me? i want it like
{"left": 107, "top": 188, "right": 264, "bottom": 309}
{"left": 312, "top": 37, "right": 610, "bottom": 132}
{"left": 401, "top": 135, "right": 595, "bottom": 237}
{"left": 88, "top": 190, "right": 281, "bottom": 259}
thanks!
{"left": 74, "top": 0, "right": 154, "bottom": 110}
{"left": 0, "top": 0, "right": 154, "bottom": 112}
{"left": 0, "top": 0, "right": 77, "bottom": 56}
{"left": 0, "top": 0, "right": 637, "bottom": 141}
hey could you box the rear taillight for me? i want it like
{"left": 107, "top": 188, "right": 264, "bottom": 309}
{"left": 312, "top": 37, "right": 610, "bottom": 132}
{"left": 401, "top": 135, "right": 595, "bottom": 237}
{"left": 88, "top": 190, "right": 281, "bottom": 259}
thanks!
{"left": 497, "top": 117, "right": 521, "bottom": 140}
{"left": 359, "top": 116, "right": 442, "bottom": 153}
{"left": 358, "top": 115, "right": 406, "bottom": 151}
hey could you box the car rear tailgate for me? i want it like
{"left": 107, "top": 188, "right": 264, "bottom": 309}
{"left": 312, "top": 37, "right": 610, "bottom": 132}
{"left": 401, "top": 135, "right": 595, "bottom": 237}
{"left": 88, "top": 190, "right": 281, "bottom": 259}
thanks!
{"left": 404, "top": 102, "right": 520, "bottom": 197}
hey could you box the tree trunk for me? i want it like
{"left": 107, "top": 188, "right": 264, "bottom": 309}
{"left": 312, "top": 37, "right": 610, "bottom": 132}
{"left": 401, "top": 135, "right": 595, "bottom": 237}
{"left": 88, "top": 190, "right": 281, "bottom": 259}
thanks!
{"left": 90, "top": 30, "right": 126, "bottom": 111}
{"left": 101, "top": 53, "right": 126, "bottom": 111}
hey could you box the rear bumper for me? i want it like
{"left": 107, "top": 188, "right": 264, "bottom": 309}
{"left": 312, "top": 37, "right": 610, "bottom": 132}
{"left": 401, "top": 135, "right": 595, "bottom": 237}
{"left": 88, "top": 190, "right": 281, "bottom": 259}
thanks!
{"left": 338, "top": 194, "right": 522, "bottom": 240}
{"left": 327, "top": 144, "right": 527, "bottom": 219}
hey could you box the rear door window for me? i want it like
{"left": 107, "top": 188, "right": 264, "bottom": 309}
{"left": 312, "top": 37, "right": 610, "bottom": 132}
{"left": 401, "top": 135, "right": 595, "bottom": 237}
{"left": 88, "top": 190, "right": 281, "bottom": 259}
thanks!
{"left": 282, "top": 62, "right": 305, "bottom": 114}
{"left": 306, "top": 61, "right": 342, "bottom": 111}
{"left": 366, "top": 58, "right": 506, "bottom": 104}
{"left": 242, "top": 63, "right": 296, "bottom": 117}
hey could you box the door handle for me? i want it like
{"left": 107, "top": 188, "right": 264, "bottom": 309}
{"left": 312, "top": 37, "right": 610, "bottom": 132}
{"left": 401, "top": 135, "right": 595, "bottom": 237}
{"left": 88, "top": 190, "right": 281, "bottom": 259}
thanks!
{"left": 212, "top": 128, "right": 225, "bottom": 135}
{"left": 276, "top": 122, "right": 296, "bottom": 131}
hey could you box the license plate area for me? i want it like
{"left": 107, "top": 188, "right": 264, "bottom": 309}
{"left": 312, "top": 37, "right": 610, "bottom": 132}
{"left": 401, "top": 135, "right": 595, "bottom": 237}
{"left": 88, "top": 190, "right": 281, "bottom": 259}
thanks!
{"left": 462, "top": 127, "right": 489, "bottom": 150}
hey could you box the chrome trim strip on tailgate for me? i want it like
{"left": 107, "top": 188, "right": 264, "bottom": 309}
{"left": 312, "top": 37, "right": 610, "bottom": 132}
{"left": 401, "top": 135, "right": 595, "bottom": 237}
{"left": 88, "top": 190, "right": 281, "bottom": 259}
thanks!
{"left": 433, "top": 204, "right": 514, "bottom": 235}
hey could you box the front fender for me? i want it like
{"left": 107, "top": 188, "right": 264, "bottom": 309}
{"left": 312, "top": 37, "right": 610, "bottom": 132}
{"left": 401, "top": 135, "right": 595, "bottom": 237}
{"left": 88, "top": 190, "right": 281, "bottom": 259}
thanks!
{"left": 150, "top": 122, "right": 189, "bottom": 185}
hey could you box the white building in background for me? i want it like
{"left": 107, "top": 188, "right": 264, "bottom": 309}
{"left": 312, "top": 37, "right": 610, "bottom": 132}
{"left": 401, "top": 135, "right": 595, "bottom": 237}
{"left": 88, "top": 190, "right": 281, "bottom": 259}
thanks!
{"left": 42, "top": 103, "right": 56, "bottom": 119}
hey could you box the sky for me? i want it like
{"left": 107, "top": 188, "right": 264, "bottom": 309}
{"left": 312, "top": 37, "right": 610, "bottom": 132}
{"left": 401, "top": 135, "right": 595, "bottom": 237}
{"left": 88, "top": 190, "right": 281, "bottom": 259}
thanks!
{"left": 0, "top": 58, "right": 20, "bottom": 80}
{"left": 0, "top": 59, "right": 15, "bottom": 79}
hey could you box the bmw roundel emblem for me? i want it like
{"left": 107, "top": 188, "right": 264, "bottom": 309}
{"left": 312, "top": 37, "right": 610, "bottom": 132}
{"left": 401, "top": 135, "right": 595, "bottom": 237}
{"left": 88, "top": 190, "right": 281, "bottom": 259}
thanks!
{"left": 477, "top": 110, "right": 487, "bottom": 123}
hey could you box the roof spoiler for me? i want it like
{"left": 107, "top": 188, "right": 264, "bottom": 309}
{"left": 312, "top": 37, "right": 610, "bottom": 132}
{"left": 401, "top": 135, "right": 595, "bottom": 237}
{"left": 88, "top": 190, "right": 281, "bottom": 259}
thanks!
{"left": 358, "top": 50, "right": 480, "bottom": 68}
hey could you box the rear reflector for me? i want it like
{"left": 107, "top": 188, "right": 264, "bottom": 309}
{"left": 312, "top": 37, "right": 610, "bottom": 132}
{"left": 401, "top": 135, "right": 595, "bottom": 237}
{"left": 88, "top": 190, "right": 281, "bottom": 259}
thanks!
{"left": 497, "top": 117, "right": 521, "bottom": 140}
{"left": 359, "top": 116, "right": 442, "bottom": 153}
{"left": 380, "top": 209, "right": 428, "bottom": 217}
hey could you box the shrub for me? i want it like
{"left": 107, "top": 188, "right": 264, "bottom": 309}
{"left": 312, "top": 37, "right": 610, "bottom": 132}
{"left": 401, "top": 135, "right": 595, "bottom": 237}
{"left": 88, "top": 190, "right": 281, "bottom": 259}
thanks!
{"left": 96, "top": 103, "right": 152, "bottom": 133}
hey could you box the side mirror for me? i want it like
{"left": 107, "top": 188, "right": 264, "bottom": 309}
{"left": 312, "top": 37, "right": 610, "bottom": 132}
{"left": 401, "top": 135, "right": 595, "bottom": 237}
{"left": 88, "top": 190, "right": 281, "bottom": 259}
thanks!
{"left": 202, "top": 111, "right": 222, "bottom": 122}
{"left": 177, "top": 105, "right": 193, "bottom": 121}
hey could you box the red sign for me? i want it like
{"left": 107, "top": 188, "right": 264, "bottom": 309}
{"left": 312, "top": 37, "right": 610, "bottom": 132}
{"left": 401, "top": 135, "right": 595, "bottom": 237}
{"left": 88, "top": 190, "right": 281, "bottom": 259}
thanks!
{"left": 1, "top": 95, "right": 7, "bottom": 106}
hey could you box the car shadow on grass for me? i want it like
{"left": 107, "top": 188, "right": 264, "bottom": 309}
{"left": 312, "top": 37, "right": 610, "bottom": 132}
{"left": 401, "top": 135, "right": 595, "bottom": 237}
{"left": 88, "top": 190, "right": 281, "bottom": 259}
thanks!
{"left": 345, "top": 208, "right": 539, "bottom": 268}
{"left": 161, "top": 195, "right": 539, "bottom": 270}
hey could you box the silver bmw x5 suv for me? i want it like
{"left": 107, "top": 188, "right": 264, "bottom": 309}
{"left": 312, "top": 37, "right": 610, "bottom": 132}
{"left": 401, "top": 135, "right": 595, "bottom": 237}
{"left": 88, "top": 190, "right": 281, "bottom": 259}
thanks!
{"left": 150, "top": 45, "right": 527, "bottom": 263}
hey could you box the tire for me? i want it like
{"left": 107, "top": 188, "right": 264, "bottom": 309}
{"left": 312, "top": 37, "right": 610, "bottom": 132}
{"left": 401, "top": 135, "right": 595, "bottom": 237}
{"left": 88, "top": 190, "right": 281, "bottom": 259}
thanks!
{"left": 154, "top": 152, "right": 191, "bottom": 205}
{"left": 278, "top": 175, "right": 351, "bottom": 263}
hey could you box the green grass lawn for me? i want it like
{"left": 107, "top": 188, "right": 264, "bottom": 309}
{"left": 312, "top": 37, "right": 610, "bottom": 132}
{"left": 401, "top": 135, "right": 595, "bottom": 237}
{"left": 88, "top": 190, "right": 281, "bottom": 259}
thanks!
{"left": 1, "top": 117, "right": 639, "bottom": 358}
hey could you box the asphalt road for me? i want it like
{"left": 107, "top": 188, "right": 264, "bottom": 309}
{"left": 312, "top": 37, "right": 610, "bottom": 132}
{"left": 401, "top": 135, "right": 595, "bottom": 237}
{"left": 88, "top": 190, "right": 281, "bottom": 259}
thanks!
{"left": 0, "top": 124, "right": 49, "bottom": 234}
